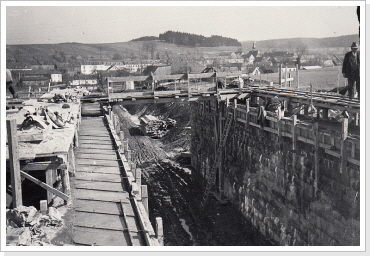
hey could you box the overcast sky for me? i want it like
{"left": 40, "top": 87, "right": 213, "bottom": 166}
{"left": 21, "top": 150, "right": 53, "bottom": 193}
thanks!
{"left": 5, "top": 4, "right": 359, "bottom": 45}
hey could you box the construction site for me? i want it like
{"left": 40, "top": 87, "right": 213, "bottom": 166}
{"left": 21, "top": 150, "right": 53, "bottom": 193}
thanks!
{"left": 5, "top": 68, "right": 361, "bottom": 247}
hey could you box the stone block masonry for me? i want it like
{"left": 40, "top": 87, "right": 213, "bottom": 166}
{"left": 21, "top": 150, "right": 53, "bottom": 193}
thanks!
{"left": 191, "top": 98, "right": 360, "bottom": 246}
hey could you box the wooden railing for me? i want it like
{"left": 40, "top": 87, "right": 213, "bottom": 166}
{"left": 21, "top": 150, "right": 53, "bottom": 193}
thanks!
{"left": 231, "top": 100, "right": 359, "bottom": 168}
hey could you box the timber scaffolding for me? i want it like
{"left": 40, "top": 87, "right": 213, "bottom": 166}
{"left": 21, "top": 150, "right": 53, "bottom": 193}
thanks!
{"left": 6, "top": 99, "right": 163, "bottom": 246}
{"left": 192, "top": 92, "right": 360, "bottom": 202}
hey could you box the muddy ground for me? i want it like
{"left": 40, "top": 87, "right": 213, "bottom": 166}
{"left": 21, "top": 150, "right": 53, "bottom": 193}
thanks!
{"left": 115, "top": 103, "right": 273, "bottom": 246}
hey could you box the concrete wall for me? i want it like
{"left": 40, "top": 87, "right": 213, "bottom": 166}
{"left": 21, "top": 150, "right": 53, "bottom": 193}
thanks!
{"left": 191, "top": 100, "right": 360, "bottom": 246}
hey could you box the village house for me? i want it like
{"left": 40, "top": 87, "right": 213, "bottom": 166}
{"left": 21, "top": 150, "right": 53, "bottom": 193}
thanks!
{"left": 55, "top": 63, "right": 81, "bottom": 76}
{"left": 17, "top": 70, "right": 63, "bottom": 87}
{"left": 142, "top": 65, "right": 172, "bottom": 76}
{"left": 21, "top": 76, "right": 50, "bottom": 88}
{"left": 30, "top": 64, "right": 55, "bottom": 70}
{"left": 69, "top": 74, "right": 98, "bottom": 86}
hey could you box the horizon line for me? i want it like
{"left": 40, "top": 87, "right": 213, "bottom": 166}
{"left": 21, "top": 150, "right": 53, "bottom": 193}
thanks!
{"left": 6, "top": 33, "right": 358, "bottom": 46}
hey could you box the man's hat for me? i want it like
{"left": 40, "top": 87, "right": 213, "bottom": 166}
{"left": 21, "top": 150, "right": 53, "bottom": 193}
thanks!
{"left": 350, "top": 42, "right": 359, "bottom": 48}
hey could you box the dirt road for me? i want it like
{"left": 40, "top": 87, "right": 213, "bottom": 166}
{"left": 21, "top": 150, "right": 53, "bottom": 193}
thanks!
{"left": 114, "top": 105, "right": 273, "bottom": 246}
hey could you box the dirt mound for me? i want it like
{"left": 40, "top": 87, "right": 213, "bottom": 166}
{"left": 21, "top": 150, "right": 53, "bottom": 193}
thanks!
{"left": 125, "top": 103, "right": 191, "bottom": 153}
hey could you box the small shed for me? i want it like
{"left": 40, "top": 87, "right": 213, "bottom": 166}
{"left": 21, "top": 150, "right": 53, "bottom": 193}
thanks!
{"left": 124, "top": 81, "right": 135, "bottom": 90}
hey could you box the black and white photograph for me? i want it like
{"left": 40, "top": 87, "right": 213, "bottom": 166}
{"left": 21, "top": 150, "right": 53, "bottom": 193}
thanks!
{"left": 1, "top": 1, "right": 366, "bottom": 251}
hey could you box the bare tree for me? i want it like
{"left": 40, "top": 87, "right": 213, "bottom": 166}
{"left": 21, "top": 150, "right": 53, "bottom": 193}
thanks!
{"left": 296, "top": 43, "right": 308, "bottom": 58}
{"left": 142, "top": 41, "right": 157, "bottom": 59}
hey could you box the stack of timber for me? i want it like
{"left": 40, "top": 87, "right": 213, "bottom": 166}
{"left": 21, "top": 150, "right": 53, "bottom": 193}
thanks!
{"left": 139, "top": 115, "right": 176, "bottom": 139}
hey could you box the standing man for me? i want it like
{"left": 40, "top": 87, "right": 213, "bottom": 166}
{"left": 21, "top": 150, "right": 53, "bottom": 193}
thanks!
{"left": 342, "top": 42, "right": 360, "bottom": 100}
{"left": 6, "top": 69, "right": 16, "bottom": 98}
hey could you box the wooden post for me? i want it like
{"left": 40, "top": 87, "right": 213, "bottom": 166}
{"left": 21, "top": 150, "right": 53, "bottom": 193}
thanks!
{"left": 68, "top": 146, "right": 76, "bottom": 175}
{"left": 46, "top": 169, "right": 54, "bottom": 205}
{"left": 288, "top": 73, "right": 292, "bottom": 87}
{"left": 291, "top": 115, "right": 297, "bottom": 151}
{"left": 112, "top": 113, "right": 116, "bottom": 131}
{"left": 116, "top": 114, "right": 120, "bottom": 133}
{"left": 354, "top": 113, "right": 359, "bottom": 126}
{"left": 284, "top": 65, "right": 288, "bottom": 87}
{"left": 296, "top": 64, "right": 299, "bottom": 88}
{"left": 108, "top": 105, "right": 112, "bottom": 120}
{"left": 142, "top": 185, "right": 148, "bottom": 214}
{"left": 74, "top": 129, "right": 79, "bottom": 148}
{"left": 131, "top": 162, "right": 137, "bottom": 178}
{"left": 313, "top": 122, "right": 319, "bottom": 193}
{"left": 279, "top": 64, "right": 282, "bottom": 85}
{"left": 119, "top": 131, "right": 125, "bottom": 152}
{"left": 127, "top": 150, "right": 132, "bottom": 165}
{"left": 340, "top": 118, "right": 348, "bottom": 174}
{"left": 7, "top": 119, "right": 23, "bottom": 208}
{"left": 233, "top": 99, "right": 237, "bottom": 121}
{"left": 316, "top": 107, "right": 321, "bottom": 119}
{"left": 123, "top": 139, "right": 129, "bottom": 152}
{"left": 337, "top": 66, "right": 340, "bottom": 94}
{"left": 187, "top": 71, "right": 190, "bottom": 98}
{"left": 40, "top": 200, "right": 48, "bottom": 214}
{"left": 245, "top": 98, "right": 250, "bottom": 127}
{"left": 277, "top": 114, "right": 282, "bottom": 140}
{"left": 136, "top": 168, "right": 142, "bottom": 199}
{"left": 155, "top": 217, "right": 164, "bottom": 246}
{"left": 60, "top": 169, "right": 71, "bottom": 204}
{"left": 215, "top": 71, "right": 218, "bottom": 94}
{"left": 322, "top": 108, "right": 329, "bottom": 120}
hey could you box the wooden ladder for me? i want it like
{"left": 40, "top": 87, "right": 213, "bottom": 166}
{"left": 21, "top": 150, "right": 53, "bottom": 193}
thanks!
{"left": 201, "top": 111, "right": 233, "bottom": 208}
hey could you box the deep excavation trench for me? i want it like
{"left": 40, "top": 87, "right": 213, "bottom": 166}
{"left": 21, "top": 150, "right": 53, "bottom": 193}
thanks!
{"left": 115, "top": 103, "right": 273, "bottom": 246}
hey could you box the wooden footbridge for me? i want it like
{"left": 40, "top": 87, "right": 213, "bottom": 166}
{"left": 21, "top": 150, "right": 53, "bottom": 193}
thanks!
{"left": 73, "top": 115, "right": 153, "bottom": 246}
{"left": 6, "top": 98, "right": 163, "bottom": 246}
{"left": 90, "top": 84, "right": 360, "bottom": 126}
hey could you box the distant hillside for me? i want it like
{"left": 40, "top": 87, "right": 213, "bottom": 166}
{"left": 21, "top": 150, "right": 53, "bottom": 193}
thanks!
{"left": 241, "top": 34, "right": 359, "bottom": 53}
{"left": 6, "top": 40, "right": 240, "bottom": 66}
{"left": 131, "top": 36, "right": 159, "bottom": 41}
{"left": 6, "top": 34, "right": 357, "bottom": 68}
{"left": 159, "top": 31, "right": 241, "bottom": 47}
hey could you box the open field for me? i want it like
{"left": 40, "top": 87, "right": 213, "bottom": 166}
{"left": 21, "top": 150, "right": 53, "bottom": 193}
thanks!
{"left": 250, "top": 66, "right": 347, "bottom": 92}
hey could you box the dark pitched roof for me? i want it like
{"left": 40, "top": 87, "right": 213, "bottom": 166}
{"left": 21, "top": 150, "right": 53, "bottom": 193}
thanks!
{"left": 201, "top": 67, "right": 217, "bottom": 73}
{"left": 22, "top": 76, "right": 50, "bottom": 81}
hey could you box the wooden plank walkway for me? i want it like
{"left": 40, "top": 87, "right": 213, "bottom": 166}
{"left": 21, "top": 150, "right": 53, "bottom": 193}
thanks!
{"left": 72, "top": 116, "right": 146, "bottom": 246}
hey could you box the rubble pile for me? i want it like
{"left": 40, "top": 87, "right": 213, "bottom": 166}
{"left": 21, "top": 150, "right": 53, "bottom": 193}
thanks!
{"left": 6, "top": 206, "right": 63, "bottom": 246}
{"left": 42, "top": 87, "right": 90, "bottom": 103}
{"left": 140, "top": 115, "right": 177, "bottom": 139}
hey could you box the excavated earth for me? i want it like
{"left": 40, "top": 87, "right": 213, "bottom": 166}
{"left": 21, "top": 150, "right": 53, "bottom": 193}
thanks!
{"left": 115, "top": 103, "right": 274, "bottom": 246}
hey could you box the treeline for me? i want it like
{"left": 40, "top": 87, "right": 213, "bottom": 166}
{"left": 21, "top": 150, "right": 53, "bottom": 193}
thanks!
{"left": 158, "top": 31, "right": 241, "bottom": 47}
{"left": 131, "top": 36, "right": 159, "bottom": 41}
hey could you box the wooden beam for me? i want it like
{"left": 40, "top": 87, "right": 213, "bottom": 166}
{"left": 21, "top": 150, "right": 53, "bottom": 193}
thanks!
{"left": 22, "top": 162, "right": 67, "bottom": 171}
{"left": 46, "top": 169, "right": 54, "bottom": 204}
{"left": 155, "top": 217, "right": 164, "bottom": 246}
{"left": 141, "top": 185, "right": 148, "bottom": 214}
{"left": 136, "top": 168, "right": 142, "bottom": 199}
{"left": 291, "top": 115, "right": 297, "bottom": 151}
{"left": 313, "top": 122, "right": 319, "bottom": 193}
{"left": 7, "top": 119, "right": 23, "bottom": 207}
{"left": 21, "top": 171, "right": 69, "bottom": 201}
{"left": 340, "top": 118, "right": 348, "bottom": 174}
{"left": 60, "top": 169, "right": 71, "bottom": 204}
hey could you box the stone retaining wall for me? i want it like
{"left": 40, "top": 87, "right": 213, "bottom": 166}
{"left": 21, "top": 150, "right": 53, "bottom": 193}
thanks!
{"left": 191, "top": 100, "right": 360, "bottom": 246}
